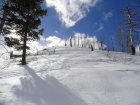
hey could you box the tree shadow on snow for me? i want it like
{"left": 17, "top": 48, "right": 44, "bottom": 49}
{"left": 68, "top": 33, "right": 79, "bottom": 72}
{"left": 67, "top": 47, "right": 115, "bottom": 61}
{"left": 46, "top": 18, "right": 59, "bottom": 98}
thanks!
{"left": 0, "top": 101, "right": 5, "bottom": 105}
{"left": 115, "top": 69, "right": 140, "bottom": 75}
{"left": 12, "top": 65, "right": 87, "bottom": 105}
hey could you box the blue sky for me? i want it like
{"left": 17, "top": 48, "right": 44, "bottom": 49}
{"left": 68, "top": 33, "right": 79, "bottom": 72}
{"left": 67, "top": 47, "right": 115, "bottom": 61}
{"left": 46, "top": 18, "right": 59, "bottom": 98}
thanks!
{"left": 39, "top": 0, "right": 140, "bottom": 50}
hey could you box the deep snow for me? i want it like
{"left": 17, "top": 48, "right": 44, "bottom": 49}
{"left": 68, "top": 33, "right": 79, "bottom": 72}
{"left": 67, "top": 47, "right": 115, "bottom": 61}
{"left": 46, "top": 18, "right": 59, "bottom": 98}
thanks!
{"left": 0, "top": 47, "right": 140, "bottom": 105}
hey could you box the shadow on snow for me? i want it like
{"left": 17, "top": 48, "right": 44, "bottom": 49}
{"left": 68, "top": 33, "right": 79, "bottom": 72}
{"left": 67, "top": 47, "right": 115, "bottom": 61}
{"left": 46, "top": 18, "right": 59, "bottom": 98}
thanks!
{"left": 12, "top": 65, "right": 87, "bottom": 105}
{"left": 0, "top": 101, "right": 5, "bottom": 105}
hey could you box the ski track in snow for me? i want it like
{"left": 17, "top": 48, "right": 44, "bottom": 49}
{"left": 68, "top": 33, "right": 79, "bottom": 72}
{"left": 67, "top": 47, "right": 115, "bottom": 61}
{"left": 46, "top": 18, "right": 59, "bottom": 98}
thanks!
{"left": 0, "top": 47, "right": 140, "bottom": 105}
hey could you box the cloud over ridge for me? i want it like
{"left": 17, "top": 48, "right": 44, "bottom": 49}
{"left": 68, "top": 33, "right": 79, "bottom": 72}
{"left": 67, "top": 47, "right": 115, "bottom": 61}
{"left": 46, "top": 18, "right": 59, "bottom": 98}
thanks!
{"left": 45, "top": 0, "right": 101, "bottom": 27}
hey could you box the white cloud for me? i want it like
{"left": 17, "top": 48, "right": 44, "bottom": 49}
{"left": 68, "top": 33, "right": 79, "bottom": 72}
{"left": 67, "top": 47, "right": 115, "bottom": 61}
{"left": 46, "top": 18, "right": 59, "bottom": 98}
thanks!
{"left": 44, "top": 32, "right": 106, "bottom": 50}
{"left": 0, "top": 33, "right": 47, "bottom": 55}
{"left": 92, "top": 22, "right": 97, "bottom": 28}
{"left": 55, "top": 30, "right": 60, "bottom": 34}
{"left": 46, "top": 36, "right": 65, "bottom": 47}
{"left": 45, "top": 0, "right": 102, "bottom": 27}
{"left": 97, "top": 24, "right": 104, "bottom": 31}
{"left": 39, "top": 35, "right": 46, "bottom": 41}
{"left": 103, "top": 12, "right": 113, "bottom": 20}
{"left": 73, "top": 32, "right": 100, "bottom": 49}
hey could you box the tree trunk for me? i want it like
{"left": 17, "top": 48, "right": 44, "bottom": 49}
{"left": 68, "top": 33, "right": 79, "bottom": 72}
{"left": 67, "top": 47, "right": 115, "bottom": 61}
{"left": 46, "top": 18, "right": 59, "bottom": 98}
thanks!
{"left": 126, "top": 35, "right": 129, "bottom": 53}
{"left": 131, "top": 45, "right": 135, "bottom": 55}
{"left": 65, "top": 40, "right": 67, "bottom": 46}
{"left": 101, "top": 41, "right": 103, "bottom": 50}
{"left": 118, "top": 25, "right": 124, "bottom": 52}
{"left": 70, "top": 37, "right": 72, "bottom": 47}
{"left": 74, "top": 36, "right": 76, "bottom": 46}
{"left": 121, "top": 45, "right": 124, "bottom": 52}
{"left": 78, "top": 36, "right": 79, "bottom": 47}
{"left": 100, "top": 36, "right": 103, "bottom": 50}
{"left": 126, "top": 7, "right": 135, "bottom": 55}
{"left": 10, "top": 51, "right": 13, "bottom": 59}
{"left": 22, "top": 31, "right": 27, "bottom": 65}
{"left": 111, "top": 36, "right": 114, "bottom": 51}
{"left": 91, "top": 45, "right": 94, "bottom": 51}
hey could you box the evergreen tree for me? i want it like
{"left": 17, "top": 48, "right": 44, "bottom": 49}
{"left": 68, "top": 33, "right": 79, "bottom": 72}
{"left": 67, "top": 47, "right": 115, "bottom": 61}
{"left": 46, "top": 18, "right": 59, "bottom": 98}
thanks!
{"left": 2, "top": 0, "right": 47, "bottom": 65}
{"left": 0, "top": 0, "right": 10, "bottom": 34}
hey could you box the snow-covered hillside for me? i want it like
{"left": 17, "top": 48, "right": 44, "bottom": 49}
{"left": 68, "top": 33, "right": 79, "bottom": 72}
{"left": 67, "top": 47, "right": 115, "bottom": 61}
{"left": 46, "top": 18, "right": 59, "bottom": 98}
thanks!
{"left": 0, "top": 47, "right": 140, "bottom": 105}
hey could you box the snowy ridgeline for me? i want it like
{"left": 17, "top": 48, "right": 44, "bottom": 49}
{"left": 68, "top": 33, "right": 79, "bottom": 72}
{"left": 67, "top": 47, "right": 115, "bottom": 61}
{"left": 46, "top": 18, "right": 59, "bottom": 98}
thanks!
{"left": 0, "top": 47, "right": 140, "bottom": 105}
{"left": 0, "top": 33, "right": 107, "bottom": 55}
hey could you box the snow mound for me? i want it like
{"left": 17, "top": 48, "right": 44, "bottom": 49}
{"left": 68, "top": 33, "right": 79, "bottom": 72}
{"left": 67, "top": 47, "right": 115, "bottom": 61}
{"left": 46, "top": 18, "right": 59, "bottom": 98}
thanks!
{"left": 0, "top": 47, "right": 140, "bottom": 105}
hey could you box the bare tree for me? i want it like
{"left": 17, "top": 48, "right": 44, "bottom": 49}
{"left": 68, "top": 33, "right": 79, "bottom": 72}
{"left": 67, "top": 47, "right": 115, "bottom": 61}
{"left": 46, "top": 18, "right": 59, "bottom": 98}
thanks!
{"left": 125, "top": 34, "right": 131, "bottom": 53}
{"left": 92, "top": 37, "right": 95, "bottom": 50}
{"left": 84, "top": 35, "right": 87, "bottom": 47}
{"left": 82, "top": 43, "right": 83, "bottom": 47}
{"left": 73, "top": 36, "right": 76, "bottom": 46}
{"left": 135, "top": 35, "right": 140, "bottom": 52}
{"left": 117, "top": 25, "right": 125, "bottom": 52}
{"left": 122, "top": 5, "right": 140, "bottom": 55}
{"left": 110, "top": 36, "right": 115, "bottom": 51}
{"left": 78, "top": 36, "right": 79, "bottom": 47}
{"left": 65, "top": 40, "right": 67, "bottom": 46}
{"left": 70, "top": 37, "right": 72, "bottom": 47}
{"left": 85, "top": 39, "right": 91, "bottom": 49}
{"left": 91, "top": 45, "right": 94, "bottom": 51}
{"left": 125, "top": 7, "right": 135, "bottom": 54}
{"left": 100, "top": 36, "right": 103, "bottom": 50}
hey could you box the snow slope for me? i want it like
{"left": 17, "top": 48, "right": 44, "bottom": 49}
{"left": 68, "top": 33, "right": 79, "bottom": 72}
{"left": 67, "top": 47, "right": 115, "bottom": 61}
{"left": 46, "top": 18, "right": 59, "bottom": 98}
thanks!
{"left": 0, "top": 47, "right": 140, "bottom": 105}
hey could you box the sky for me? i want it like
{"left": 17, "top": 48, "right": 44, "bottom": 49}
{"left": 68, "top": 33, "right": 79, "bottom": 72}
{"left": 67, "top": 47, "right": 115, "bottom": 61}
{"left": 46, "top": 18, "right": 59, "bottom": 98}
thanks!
{"left": 39, "top": 0, "right": 140, "bottom": 50}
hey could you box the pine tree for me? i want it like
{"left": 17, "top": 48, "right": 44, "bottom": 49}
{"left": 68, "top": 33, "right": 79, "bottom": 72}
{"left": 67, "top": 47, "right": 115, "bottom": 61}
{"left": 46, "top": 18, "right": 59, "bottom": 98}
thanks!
{"left": 2, "top": 0, "right": 47, "bottom": 65}
{"left": 0, "top": 0, "right": 10, "bottom": 34}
